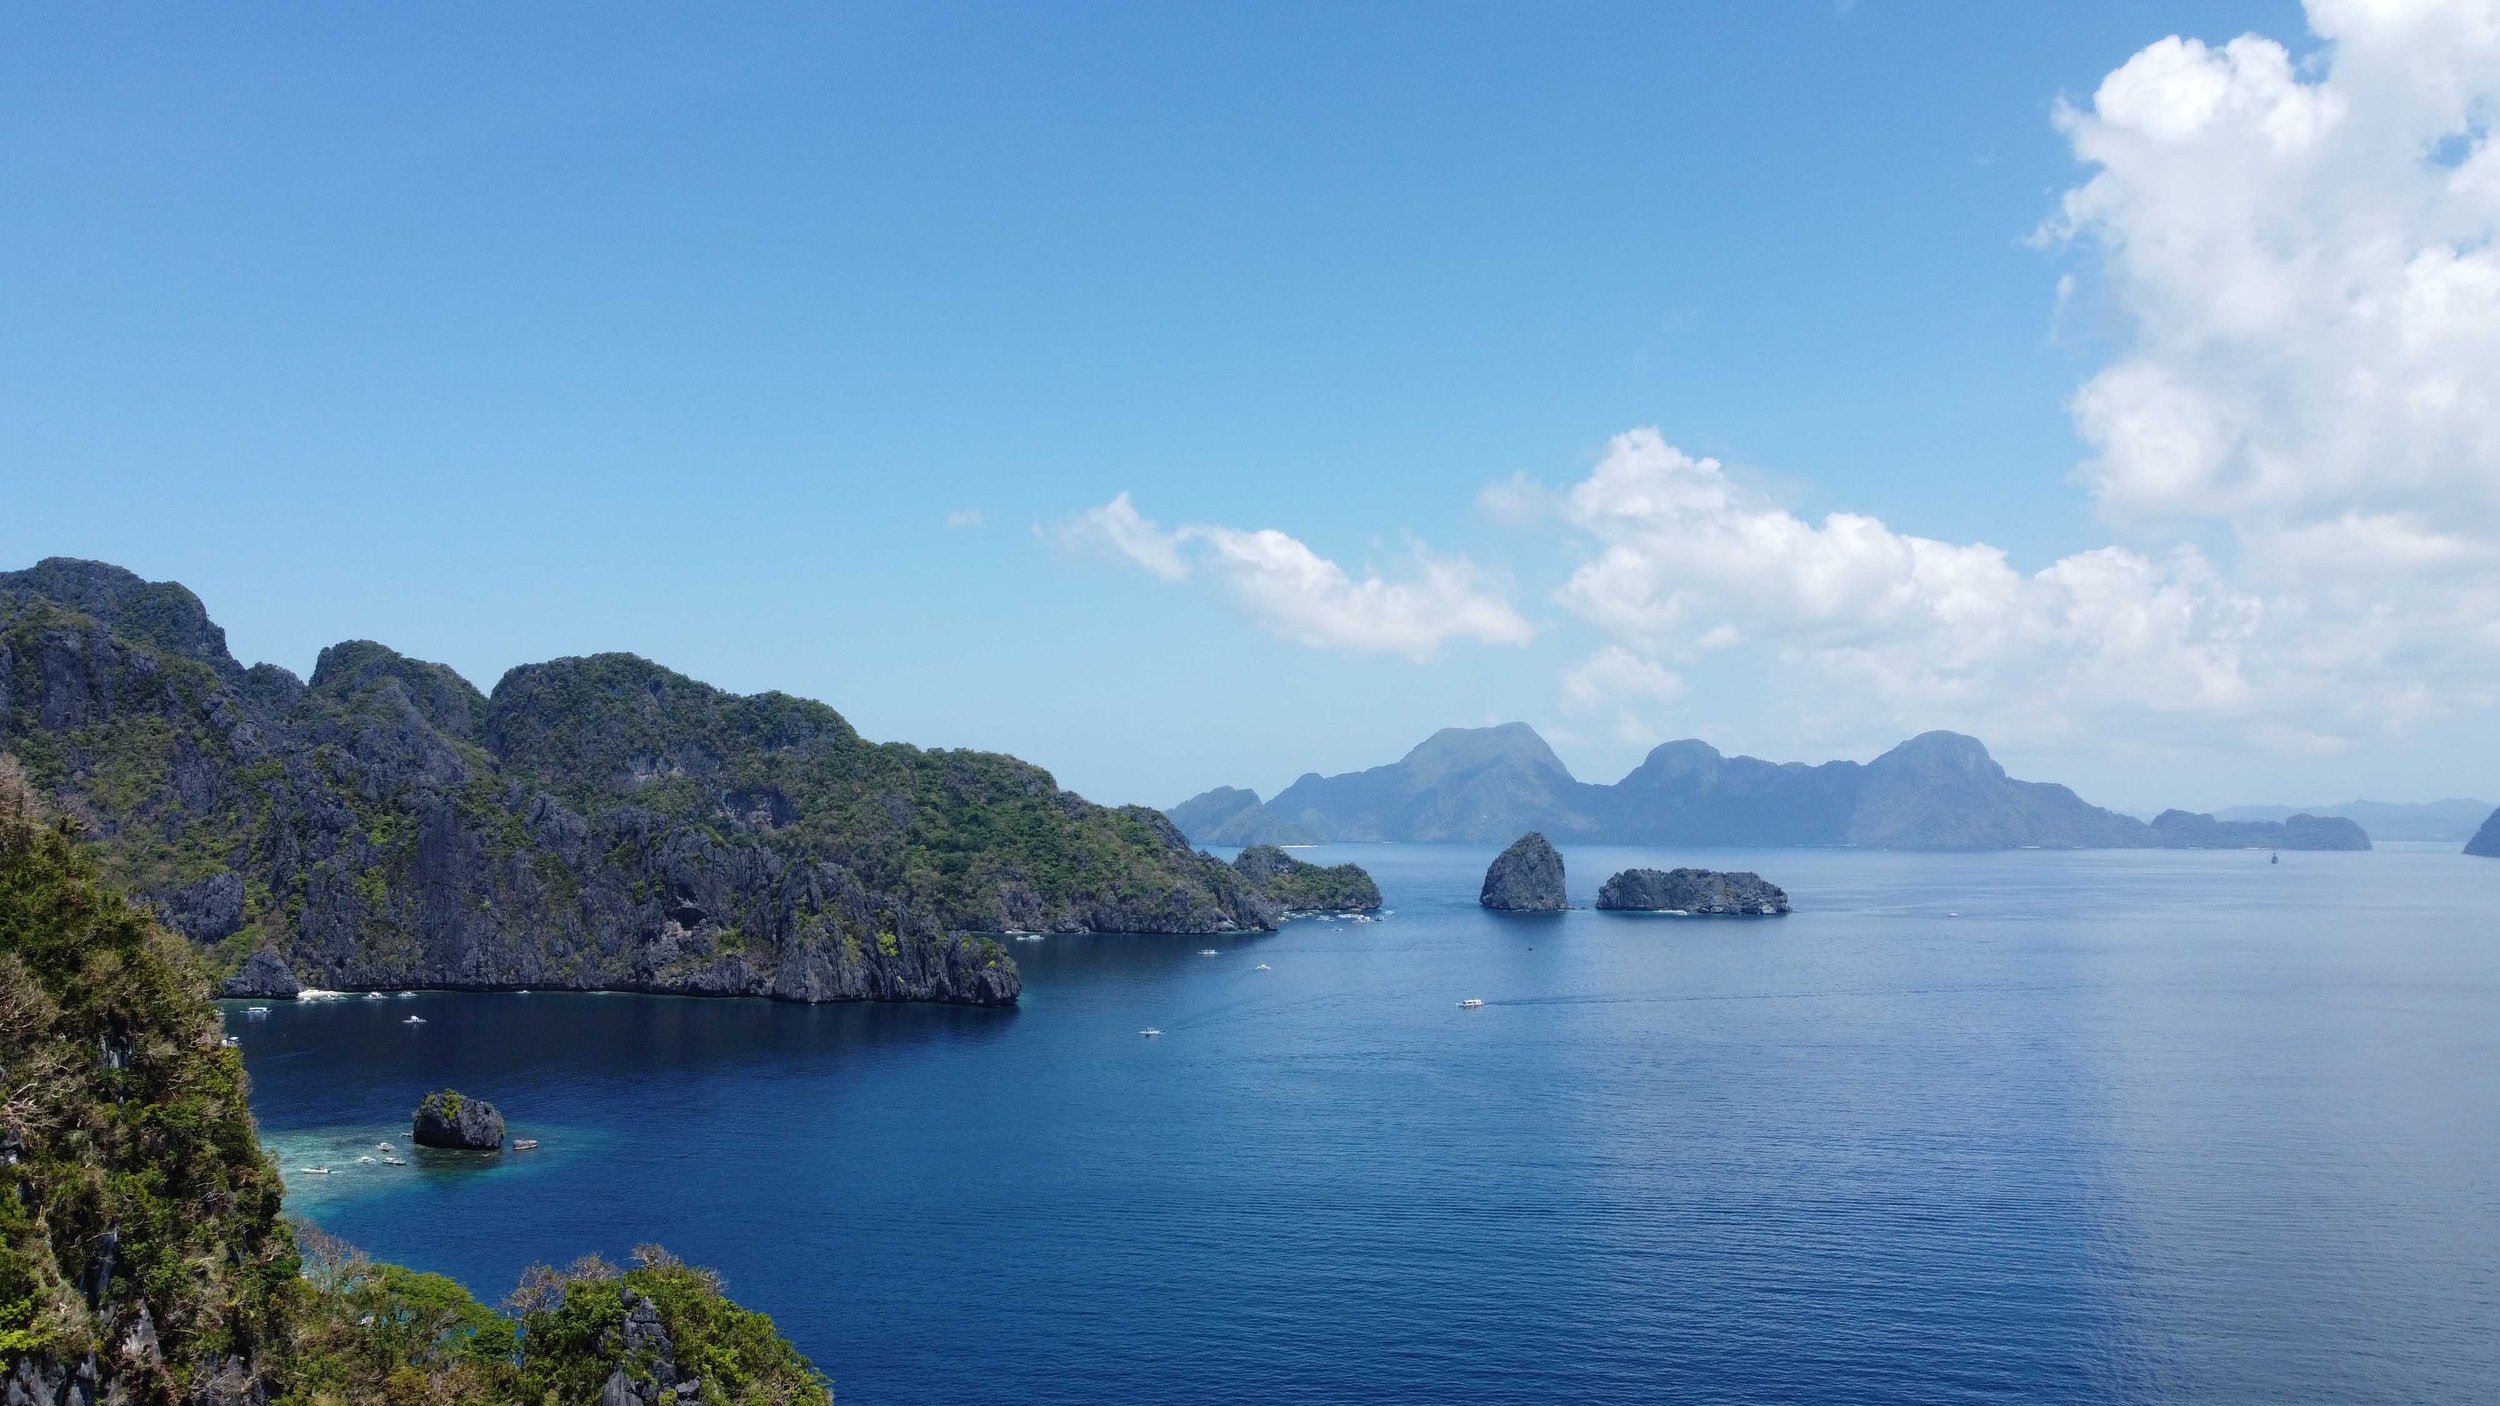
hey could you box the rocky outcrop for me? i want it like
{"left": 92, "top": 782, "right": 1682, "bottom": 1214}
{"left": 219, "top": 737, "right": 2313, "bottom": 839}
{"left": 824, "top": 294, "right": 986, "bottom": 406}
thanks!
{"left": 412, "top": 1090, "right": 505, "bottom": 1150}
{"left": 0, "top": 558, "right": 1306, "bottom": 1012}
{"left": 1480, "top": 833, "right": 1565, "bottom": 911}
{"left": 1230, "top": 845, "right": 1380, "bottom": 914}
{"left": 599, "top": 1293, "right": 686, "bottom": 1406}
{"left": 1596, "top": 867, "right": 1789, "bottom": 915}
{"left": 217, "top": 949, "right": 300, "bottom": 1000}
{"left": 2467, "top": 806, "right": 2500, "bottom": 858}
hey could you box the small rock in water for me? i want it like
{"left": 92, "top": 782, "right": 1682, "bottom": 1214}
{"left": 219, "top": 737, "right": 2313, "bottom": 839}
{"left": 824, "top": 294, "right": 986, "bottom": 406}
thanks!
{"left": 411, "top": 1088, "right": 506, "bottom": 1150}
{"left": 1480, "top": 833, "right": 1567, "bottom": 912}
{"left": 1595, "top": 867, "right": 1790, "bottom": 916}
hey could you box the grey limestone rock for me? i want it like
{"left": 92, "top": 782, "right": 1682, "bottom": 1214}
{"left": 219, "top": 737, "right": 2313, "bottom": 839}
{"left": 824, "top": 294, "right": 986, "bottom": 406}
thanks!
{"left": 1596, "top": 867, "right": 1789, "bottom": 915}
{"left": 411, "top": 1091, "right": 505, "bottom": 1151}
{"left": 1480, "top": 833, "right": 1566, "bottom": 911}
{"left": 217, "top": 950, "right": 299, "bottom": 1000}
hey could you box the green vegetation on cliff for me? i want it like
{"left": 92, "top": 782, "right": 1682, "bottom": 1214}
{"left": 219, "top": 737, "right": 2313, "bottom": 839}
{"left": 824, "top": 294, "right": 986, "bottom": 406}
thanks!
{"left": 1230, "top": 845, "right": 1382, "bottom": 913}
{"left": 0, "top": 558, "right": 1302, "bottom": 1007}
{"left": 0, "top": 753, "right": 828, "bottom": 1404}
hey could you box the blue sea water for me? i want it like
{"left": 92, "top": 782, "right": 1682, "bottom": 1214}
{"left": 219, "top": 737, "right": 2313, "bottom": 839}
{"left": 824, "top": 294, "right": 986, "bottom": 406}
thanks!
{"left": 230, "top": 843, "right": 2500, "bottom": 1404}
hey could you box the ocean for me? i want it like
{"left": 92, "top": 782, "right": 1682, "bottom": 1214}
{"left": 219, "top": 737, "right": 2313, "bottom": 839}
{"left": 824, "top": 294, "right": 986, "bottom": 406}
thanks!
{"left": 231, "top": 842, "right": 2500, "bottom": 1404}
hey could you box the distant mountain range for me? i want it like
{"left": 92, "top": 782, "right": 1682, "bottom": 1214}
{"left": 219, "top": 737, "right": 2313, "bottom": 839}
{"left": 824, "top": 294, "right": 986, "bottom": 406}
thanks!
{"left": 1169, "top": 723, "right": 2373, "bottom": 852}
{"left": 2212, "top": 799, "right": 2494, "bottom": 843}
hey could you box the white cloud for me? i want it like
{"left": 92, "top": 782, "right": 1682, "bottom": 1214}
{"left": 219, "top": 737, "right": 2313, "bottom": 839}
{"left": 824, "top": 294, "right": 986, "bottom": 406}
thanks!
{"left": 1049, "top": 495, "right": 1533, "bottom": 662}
{"left": 1049, "top": 491, "right": 1188, "bottom": 582}
{"left": 2049, "top": 2, "right": 2500, "bottom": 549}
{"left": 1563, "top": 1, "right": 2500, "bottom": 756}
{"left": 1545, "top": 430, "right": 2263, "bottom": 746}
{"left": 944, "top": 508, "right": 984, "bottom": 530}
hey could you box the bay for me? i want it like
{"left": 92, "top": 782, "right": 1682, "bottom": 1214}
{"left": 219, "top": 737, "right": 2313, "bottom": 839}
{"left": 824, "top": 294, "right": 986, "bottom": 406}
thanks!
{"left": 231, "top": 842, "right": 2500, "bottom": 1404}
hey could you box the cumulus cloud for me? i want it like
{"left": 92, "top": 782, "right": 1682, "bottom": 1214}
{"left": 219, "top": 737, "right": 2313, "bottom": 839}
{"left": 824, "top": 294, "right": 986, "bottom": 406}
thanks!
{"left": 1049, "top": 495, "right": 1533, "bottom": 661}
{"left": 1546, "top": 430, "right": 2263, "bottom": 746}
{"left": 1558, "top": 0, "right": 2500, "bottom": 755}
{"left": 2049, "top": 0, "right": 2500, "bottom": 553}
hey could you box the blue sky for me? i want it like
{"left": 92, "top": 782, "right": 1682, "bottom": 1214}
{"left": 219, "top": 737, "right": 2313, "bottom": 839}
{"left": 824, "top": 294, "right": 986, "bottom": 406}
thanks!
{"left": 13, "top": 1, "right": 2498, "bottom": 813}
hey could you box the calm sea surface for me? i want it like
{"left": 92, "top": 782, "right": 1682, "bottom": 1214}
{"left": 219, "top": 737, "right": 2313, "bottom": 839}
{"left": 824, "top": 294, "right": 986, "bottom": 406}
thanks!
{"left": 230, "top": 843, "right": 2500, "bottom": 1404}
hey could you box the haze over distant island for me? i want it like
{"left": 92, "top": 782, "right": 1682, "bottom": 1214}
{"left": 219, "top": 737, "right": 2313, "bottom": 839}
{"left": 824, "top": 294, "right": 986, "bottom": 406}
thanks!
{"left": 1169, "top": 722, "right": 2382, "bottom": 852}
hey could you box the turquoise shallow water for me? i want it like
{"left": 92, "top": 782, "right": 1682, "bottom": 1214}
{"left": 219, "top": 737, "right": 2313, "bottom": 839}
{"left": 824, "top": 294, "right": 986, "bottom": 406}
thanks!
{"left": 229, "top": 843, "right": 2500, "bottom": 1404}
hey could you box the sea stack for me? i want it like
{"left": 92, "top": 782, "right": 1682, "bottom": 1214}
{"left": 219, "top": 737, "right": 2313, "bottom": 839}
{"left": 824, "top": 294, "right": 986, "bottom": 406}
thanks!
{"left": 1480, "top": 833, "right": 1567, "bottom": 911}
{"left": 412, "top": 1089, "right": 506, "bottom": 1150}
{"left": 1596, "top": 867, "right": 1790, "bottom": 915}
{"left": 2467, "top": 805, "right": 2500, "bottom": 858}
{"left": 218, "top": 948, "right": 301, "bottom": 999}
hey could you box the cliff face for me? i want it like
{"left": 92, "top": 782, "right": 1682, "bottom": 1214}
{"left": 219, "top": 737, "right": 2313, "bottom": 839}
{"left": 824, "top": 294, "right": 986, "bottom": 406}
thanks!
{"left": 0, "top": 559, "right": 1279, "bottom": 1007}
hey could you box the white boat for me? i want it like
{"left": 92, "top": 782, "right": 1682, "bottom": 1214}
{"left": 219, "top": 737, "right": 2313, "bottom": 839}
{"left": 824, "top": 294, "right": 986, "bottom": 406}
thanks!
{"left": 244, "top": 1006, "right": 270, "bottom": 1017}
{"left": 1139, "top": 1028, "right": 1163, "bottom": 1038}
{"left": 1198, "top": 949, "right": 1218, "bottom": 957}
{"left": 376, "top": 1141, "right": 396, "bottom": 1151}
{"left": 297, "top": 1166, "right": 331, "bottom": 1175}
{"left": 1459, "top": 998, "right": 1484, "bottom": 1009}
{"left": 1013, "top": 933, "right": 1044, "bottom": 942}
{"left": 1254, "top": 963, "right": 1270, "bottom": 971}
{"left": 403, "top": 1015, "right": 426, "bottom": 1025}
{"left": 382, "top": 1157, "right": 405, "bottom": 1166}
{"left": 396, "top": 990, "right": 416, "bottom": 998}
{"left": 354, "top": 1155, "right": 374, "bottom": 1164}
{"left": 515, "top": 989, "right": 531, "bottom": 995}
{"left": 512, "top": 1138, "right": 539, "bottom": 1150}
{"left": 220, "top": 1035, "right": 241, "bottom": 1047}
{"left": 361, "top": 992, "right": 384, "bottom": 1001}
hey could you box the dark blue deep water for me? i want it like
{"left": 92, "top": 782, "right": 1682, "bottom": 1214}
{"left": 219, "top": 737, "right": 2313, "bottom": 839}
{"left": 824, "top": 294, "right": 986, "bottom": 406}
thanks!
{"left": 230, "top": 844, "right": 2500, "bottom": 1404}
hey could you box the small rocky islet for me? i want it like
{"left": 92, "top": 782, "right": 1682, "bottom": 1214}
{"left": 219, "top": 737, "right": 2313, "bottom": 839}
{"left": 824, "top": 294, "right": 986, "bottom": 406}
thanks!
{"left": 1480, "top": 833, "right": 1568, "bottom": 911}
{"left": 1596, "top": 867, "right": 1790, "bottom": 916}
{"left": 1478, "top": 832, "right": 1792, "bottom": 916}
{"left": 412, "top": 1088, "right": 507, "bottom": 1150}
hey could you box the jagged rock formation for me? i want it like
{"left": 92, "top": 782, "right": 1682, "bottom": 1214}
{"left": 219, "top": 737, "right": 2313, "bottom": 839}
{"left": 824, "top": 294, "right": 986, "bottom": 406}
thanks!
{"left": 2148, "top": 809, "right": 2371, "bottom": 851}
{"left": 1174, "top": 724, "right": 2375, "bottom": 852}
{"left": 2467, "top": 806, "right": 2500, "bottom": 858}
{"left": 413, "top": 1090, "right": 506, "bottom": 1150}
{"left": 600, "top": 1292, "right": 680, "bottom": 1406}
{"left": 1230, "top": 845, "right": 1381, "bottom": 913}
{"left": 1596, "top": 867, "right": 1789, "bottom": 915}
{"left": 0, "top": 558, "right": 1291, "bottom": 1008}
{"left": 1480, "top": 833, "right": 1566, "bottom": 911}
{"left": 218, "top": 949, "right": 300, "bottom": 999}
